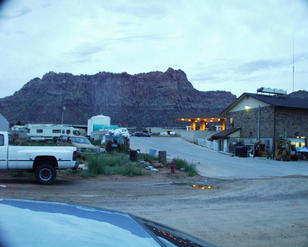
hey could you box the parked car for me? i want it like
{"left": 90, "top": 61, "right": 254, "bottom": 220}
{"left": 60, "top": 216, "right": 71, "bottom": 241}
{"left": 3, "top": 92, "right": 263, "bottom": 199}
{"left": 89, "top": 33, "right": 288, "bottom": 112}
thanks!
{"left": 0, "top": 199, "right": 219, "bottom": 247}
{"left": 69, "top": 136, "right": 100, "bottom": 153}
{"left": 0, "top": 131, "right": 78, "bottom": 184}
{"left": 132, "top": 132, "right": 151, "bottom": 137}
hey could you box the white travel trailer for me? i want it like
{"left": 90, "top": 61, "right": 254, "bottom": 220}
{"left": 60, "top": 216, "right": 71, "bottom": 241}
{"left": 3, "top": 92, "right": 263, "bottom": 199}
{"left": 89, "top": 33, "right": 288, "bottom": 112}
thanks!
{"left": 26, "top": 124, "right": 81, "bottom": 141}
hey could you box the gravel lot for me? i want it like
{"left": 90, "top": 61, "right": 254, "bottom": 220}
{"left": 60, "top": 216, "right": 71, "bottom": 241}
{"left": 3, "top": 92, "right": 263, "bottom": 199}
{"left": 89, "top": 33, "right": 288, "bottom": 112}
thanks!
{"left": 1, "top": 137, "right": 308, "bottom": 247}
{"left": 1, "top": 174, "right": 308, "bottom": 247}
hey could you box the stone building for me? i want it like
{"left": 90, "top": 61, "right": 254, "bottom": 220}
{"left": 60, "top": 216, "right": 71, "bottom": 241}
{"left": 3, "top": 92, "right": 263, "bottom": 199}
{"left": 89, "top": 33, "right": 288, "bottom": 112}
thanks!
{"left": 212, "top": 92, "right": 308, "bottom": 155}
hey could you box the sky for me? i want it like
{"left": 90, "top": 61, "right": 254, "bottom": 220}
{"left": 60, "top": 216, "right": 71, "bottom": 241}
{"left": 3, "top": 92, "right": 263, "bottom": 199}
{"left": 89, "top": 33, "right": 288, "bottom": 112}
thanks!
{"left": 0, "top": 0, "right": 308, "bottom": 98}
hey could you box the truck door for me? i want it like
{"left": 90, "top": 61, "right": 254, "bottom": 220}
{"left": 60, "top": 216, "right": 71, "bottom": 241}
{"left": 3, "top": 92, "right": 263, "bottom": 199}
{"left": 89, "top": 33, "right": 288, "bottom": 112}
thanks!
{"left": 0, "top": 133, "right": 8, "bottom": 169}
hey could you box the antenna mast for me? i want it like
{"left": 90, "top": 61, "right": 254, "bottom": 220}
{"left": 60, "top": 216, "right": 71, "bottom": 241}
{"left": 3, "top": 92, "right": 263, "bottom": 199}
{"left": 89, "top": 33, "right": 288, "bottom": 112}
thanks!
{"left": 292, "top": 33, "right": 295, "bottom": 92}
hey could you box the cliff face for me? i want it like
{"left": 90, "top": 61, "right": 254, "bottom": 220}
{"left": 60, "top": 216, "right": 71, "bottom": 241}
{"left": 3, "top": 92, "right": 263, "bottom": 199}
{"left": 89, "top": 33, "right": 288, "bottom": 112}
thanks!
{"left": 0, "top": 68, "right": 236, "bottom": 127}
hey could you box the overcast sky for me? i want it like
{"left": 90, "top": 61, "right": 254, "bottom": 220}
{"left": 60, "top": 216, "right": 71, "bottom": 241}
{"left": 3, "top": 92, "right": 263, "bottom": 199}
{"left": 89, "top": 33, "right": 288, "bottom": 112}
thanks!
{"left": 0, "top": 0, "right": 308, "bottom": 98}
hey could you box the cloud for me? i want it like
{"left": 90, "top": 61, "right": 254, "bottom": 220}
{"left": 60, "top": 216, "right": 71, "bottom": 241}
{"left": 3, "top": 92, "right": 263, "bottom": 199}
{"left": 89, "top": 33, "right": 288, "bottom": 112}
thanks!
{"left": 190, "top": 74, "right": 221, "bottom": 83}
{"left": 101, "top": 1, "right": 168, "bottom": 19}
{"left": 237, "top": 59, "right": 287, "bottom": 74}
{"left": 67, "top": 43, "right": 104, "bottom": 57}
{"left": 296, "top": 52, "right": 308, "bottom": 62}
{"left": 40, "top": 3, "right": 52, "bottom": 9}
{"left": 0, "top": 6, "right": 31, "bottom": 19}
{"left": 0, "top": 0, "right": 308, "bottom": 98}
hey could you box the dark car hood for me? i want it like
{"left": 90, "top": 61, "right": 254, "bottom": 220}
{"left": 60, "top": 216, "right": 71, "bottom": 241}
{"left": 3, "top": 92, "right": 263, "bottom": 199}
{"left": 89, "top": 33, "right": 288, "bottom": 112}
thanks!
{"left": 0, "top": 199, "right": 218, "bottom": 247}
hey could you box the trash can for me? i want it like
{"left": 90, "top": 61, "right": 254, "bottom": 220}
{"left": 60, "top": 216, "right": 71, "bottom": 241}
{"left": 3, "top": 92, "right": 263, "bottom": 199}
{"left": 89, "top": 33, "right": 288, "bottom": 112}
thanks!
{"left": 235, "top": 146, "right": 248, "bottom": 157}
{"left": 129, "top": 150, "right": 138, "bottom": 161}
{"left": 149, "top": 149, "right": 157, "bottom": 157}
{"left": 158, "top": 151, "right": 167, "bottom": 163}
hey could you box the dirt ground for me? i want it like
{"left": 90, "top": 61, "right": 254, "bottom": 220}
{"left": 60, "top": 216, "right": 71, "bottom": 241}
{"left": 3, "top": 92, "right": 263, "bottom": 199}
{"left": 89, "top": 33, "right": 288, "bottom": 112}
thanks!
{"left": 1, "top": 170, "right": 308, "bottom": 247}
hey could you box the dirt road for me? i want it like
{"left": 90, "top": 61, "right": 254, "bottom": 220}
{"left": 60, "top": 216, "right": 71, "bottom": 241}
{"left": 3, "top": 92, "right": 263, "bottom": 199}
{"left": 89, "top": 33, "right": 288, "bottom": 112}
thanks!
{"left": 1, "top": 173, "right": 308, "bottom": 247}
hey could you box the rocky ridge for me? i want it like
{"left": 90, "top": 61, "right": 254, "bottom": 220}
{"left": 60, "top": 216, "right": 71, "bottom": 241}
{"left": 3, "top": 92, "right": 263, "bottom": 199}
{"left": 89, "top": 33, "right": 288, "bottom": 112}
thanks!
{"left": 0, "top": 68, "right": 236, "bottom": 127}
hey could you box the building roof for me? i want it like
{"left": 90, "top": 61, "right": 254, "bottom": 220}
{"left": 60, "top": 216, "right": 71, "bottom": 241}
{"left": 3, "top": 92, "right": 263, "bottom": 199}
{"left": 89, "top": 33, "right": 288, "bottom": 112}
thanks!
{"left": 210, "top": 128, "right": 241, "bottom": 140}
{"left": 221, "top": 92, "right": 308, "bottom": 115}
{"left": 246, "top": 93, "right": 308, "bottom": 109}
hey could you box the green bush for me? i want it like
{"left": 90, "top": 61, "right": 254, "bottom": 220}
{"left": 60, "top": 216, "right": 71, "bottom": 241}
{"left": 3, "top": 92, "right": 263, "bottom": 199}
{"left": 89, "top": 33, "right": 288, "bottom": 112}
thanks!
{"left": 173, "top": 158, "right": 198, "bottom": 177}
{"left": 87, "top": 155, "right": 105, "bottom": 175}
{"left": 81, "top": 152, "right": 144, "bottom": 177}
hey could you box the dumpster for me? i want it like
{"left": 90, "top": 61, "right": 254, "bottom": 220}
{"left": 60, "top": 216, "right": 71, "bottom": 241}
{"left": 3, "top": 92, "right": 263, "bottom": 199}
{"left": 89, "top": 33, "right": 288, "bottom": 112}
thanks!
{"left": 158, "top": 151, "right": 167, "bottom": 163}
{"left": 129, "top": 150, "right": 138, "bottom": 161}
{"left": 235, "top": 146, "right": 248, "bottom": 157}
{"left": 149, "top": 149, "right": 157, "bottom": 157}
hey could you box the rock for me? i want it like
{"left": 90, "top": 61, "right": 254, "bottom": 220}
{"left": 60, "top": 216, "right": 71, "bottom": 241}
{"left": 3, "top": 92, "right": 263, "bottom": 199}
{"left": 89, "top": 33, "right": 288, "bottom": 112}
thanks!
{"left": 153, "top": 162, "right": 164, "bottom": 168}
{"left": 0, "top": 68, "right": 237, "bottom": 127}
{"left": 150, "top": 168, "right": 159, "bottom": 172}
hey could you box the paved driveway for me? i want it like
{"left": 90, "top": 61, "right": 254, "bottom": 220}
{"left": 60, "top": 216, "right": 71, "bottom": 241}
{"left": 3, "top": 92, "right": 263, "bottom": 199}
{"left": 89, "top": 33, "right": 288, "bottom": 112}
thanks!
{"left": 130, "top": 137, "right": 308, "bottom": 178}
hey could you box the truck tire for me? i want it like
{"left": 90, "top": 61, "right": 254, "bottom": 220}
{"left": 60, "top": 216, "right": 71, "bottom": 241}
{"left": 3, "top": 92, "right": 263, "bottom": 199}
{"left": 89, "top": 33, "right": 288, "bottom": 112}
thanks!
{"left": 35, "top": 164, "right": 56, "bottom": 185}
{"left": 106, "top": 141, "right": 113, "bottom": 152}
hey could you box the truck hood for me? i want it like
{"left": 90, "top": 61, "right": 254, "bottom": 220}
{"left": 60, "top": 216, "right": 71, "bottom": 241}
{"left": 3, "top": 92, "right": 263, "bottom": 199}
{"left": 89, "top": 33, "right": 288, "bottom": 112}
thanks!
{"left": 0, "top": 199, "right": 217, "bottom": 247}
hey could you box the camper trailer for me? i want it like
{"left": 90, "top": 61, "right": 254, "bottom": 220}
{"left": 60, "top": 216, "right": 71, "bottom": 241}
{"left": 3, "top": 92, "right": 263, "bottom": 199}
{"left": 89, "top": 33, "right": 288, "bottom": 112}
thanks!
{"left": 26, "top": 124, "right": 81, "bottom": 141}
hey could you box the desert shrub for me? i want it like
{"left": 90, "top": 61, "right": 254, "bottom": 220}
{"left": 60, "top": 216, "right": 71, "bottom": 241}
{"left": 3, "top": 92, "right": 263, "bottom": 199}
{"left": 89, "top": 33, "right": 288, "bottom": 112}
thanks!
{"left": 86, "top": 154, "right": 105, "bottom": 175}
{"left": 173, "top": 158, "right": 198, "bottom": 177}
{"left": 81, "top": 152, "right": 144, "bottom": 177}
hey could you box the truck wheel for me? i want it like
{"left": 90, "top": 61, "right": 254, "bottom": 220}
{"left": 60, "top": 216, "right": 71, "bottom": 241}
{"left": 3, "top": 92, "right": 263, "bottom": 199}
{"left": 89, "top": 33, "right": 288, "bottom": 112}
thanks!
{"left": 106, "top": 141, "right": 113, "bottom": 152}
{"left": 35, "top": 164, "right": 56, "bottom": 185}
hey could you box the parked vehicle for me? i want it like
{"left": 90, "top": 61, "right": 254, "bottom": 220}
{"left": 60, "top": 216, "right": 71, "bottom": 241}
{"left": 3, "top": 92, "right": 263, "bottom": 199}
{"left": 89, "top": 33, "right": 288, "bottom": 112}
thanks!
{"left": 0, "top": 199, "right": 219, "bottom": 247}
{"left": 132, "top": 132, "right": 151, "bottom": 137}
{"left": 0, "top": 131, "right": 78, "bottom": 184}
{"left": 101, "top": 133, "right": 130, "bottom": 152}
{"left": 26, "top": 124, "right": 81, "bottom": 141}
{"left": 296, "top": 147, "right": 308, "bottom": 159}
{"left": 275, "top": 139, "right": 298, "bottom": 161}
{"left": 69, "top": 136, "right": 100, "bottom": 154}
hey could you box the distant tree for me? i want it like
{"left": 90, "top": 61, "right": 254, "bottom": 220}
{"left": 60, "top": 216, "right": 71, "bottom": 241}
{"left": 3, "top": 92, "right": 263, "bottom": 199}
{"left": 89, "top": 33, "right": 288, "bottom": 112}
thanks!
{"left": 16, "top": 120, "right": 23, "bottom": 125}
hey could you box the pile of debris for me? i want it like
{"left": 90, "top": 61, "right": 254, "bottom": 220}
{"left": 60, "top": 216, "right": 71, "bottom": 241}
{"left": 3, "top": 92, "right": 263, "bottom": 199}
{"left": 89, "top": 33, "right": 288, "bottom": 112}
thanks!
{"left": 141, "top": 161, "right": 164, "bottom": 172}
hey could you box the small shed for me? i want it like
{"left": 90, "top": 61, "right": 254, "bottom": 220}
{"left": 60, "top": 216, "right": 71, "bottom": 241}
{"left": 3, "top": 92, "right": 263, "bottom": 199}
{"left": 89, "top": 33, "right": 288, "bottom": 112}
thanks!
{"left": 210, "top": 128, "right": 241, "bottom": 152}
{"left": 0, "top": 113, "right": 9, "bottom": 131}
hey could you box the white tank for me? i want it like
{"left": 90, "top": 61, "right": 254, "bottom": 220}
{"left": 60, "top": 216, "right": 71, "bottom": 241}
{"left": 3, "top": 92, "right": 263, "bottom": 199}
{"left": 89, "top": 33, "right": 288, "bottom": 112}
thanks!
{"left": 87, "top": 115, "right": 111, "bottom": 136}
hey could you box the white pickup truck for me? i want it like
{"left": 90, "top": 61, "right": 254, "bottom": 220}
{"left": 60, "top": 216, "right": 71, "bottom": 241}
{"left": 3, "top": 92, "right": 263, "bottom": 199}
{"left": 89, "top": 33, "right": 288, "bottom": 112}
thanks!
{"left": 0, "top": 131, "right": 78, "bottom": 184}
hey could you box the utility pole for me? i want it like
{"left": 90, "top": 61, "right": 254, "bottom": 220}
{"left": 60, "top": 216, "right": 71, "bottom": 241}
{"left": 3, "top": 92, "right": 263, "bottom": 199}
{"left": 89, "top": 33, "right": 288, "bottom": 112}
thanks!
{"left": 257, "top": 105, "right": 261, "bottom": 141}
{"left": 61, "top": 105, "right": 66, "bottom": 125}
{"left": 60, "top": 97, "right": 66, "bottom": 125}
